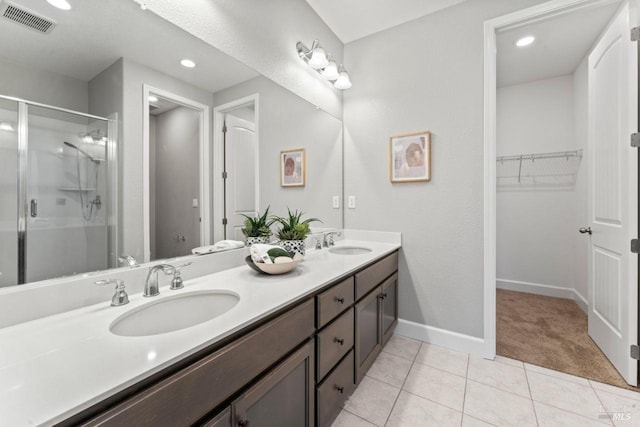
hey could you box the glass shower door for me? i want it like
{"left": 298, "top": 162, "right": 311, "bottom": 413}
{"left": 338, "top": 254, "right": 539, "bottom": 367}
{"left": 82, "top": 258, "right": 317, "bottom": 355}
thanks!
{"left": 0, "top": 98, "right": 18, "bottom": 287}
{"left": 25, "top": 105, "right": 109, "bottom": 282}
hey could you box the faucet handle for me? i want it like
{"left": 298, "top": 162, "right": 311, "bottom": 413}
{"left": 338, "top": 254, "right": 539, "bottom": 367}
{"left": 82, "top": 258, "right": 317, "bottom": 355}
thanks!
{"left": 95, "top": 279, "right": 129, "bottom": 307}
{"left": 170, "top": 262, "right": 192, "bottom": 290}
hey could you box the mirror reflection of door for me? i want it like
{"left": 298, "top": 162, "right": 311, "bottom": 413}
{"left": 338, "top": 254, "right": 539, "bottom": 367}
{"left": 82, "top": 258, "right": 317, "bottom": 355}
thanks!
{"left": 148, "top": 94, "right": 201, "bottom": 260}
{"left": 223, "top": 105, "right": 257, "bottom": 240}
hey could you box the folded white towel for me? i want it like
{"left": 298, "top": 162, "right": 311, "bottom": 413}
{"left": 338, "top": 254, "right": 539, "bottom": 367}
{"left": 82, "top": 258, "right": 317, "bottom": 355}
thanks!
{"left": 249, "top": 244, "right": 285, "bottom": 264}
{"left": 192, "top": 240, "right": 245, "bottom": 255}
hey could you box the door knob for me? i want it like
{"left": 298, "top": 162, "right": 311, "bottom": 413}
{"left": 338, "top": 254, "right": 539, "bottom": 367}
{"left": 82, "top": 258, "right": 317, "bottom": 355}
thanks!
{"left": 579, "top": 227, "right": 592, "bottom": 235}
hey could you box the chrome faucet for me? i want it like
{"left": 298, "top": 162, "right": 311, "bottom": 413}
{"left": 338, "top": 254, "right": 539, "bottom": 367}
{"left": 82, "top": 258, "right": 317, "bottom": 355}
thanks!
{"left": 118, "top": 255, "right": 139, "bottom": 268}
{"left": 144, "top": 264, "right": 175, "bottom": 297}
{"left": 95, "top": 279, "right": 129, "bottom": 306}
{"left": 323, "top": 231, "right": 342, "bottom": 248}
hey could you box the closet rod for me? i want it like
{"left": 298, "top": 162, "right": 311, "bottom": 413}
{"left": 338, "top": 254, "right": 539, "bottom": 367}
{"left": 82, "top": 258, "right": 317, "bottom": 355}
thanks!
{"left": 496, "top": 149, "right": 583, "bottom": 163}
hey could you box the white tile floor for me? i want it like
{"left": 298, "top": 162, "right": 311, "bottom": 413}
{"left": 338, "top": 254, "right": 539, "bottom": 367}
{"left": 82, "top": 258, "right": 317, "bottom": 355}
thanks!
{"left": 332, "top": 335, "right": 640, "bottom": 427}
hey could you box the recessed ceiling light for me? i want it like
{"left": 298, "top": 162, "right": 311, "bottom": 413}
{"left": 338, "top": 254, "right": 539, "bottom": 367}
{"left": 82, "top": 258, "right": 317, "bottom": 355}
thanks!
{"left": 47, "top": 0, "right": 72, "bottom": 10}
{"left": 148, "top": 95, "right": 158, "bottom": 102}
{"left": 180, "top": 59, "right": 196, "bottom": 68}
{"left": 516, "top": 35, "right": 535, "bottom": 47}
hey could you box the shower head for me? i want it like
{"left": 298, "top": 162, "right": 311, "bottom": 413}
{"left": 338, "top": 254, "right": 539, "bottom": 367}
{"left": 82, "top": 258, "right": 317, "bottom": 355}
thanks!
{"left": 63, "top": 141, "right": 101, "bottom": 164}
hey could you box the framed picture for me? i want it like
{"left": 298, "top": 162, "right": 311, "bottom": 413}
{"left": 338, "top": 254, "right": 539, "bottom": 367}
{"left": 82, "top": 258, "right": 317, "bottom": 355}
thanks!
{"left": 389, "top": 131, "right": 431, "bottom": 183}
{"left": 280, "top": 148, "right": 306, "bottom": 187}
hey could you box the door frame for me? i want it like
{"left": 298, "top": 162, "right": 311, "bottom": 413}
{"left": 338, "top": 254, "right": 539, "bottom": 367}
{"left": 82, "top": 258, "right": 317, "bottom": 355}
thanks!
{"left": 482, "top": 0, "right": 638, "bottom": 359}
{"left": 142, "top": 84, "right": 211, "bottom": 262}
{"left": 212, "top": 94, "right": 260, "bottom": 243}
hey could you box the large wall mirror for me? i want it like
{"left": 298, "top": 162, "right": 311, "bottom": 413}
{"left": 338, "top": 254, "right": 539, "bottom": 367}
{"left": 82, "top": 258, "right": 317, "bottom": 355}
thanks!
{"left": 0, "top": 0, "right": 343, "bottom": 287}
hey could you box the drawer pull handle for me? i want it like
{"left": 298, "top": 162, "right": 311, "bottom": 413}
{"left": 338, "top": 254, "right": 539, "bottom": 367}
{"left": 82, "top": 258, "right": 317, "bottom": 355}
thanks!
{"left": 239, "top": 420, "right": 249, "bottom": 426}
{"left": 379, "top": 293, "right": 387, "bottom": 300}
{"left": 334, "top": 337, "right": 344, "bottom": 345}
{"left": 335, "top": 297, "right": 345, "bottom": 304}
{"left": 335, "top": 385, "right": 344, "bottom": 394}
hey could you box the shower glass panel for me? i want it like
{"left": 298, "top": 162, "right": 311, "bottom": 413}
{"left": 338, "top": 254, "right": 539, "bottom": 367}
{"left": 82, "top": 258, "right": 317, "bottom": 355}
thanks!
{"left": 0, "top": 99, "right": 18, "bottom": 287}
{"left": 24, "top": 104, "right": 110, "bottom": 283}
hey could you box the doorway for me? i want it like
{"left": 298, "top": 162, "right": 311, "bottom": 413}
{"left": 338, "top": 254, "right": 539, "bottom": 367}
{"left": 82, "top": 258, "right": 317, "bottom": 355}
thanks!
{"left": 143, "top": 86, "right": 211, "bottom": 261}
{"left": 484, "top": 0, "right": 638, "bottom": 386}
{"left": 213, "top": 95, "right": 259, "bottom": 242}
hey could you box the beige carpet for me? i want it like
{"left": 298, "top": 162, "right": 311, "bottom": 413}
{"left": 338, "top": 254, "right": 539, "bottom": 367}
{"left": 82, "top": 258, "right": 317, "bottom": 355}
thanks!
{"left": 497, "top": 289, "right": 637, "bottom": 391}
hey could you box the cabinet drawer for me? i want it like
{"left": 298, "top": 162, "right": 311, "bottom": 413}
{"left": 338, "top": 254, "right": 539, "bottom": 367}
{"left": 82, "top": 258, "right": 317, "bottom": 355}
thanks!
{"left": 316, "top": 277, "right": 354, "bottom": 328}
{"left": 355, "top": 252, "right": 398, "bottom": 300}
{"left": 316, "top": 350, "right": 355, "bottom": 427}
{"left": 316, "top": 308, "right": 354, "bottom": 381}
{"left": 83, "top": 300, "right": 314, "bottom": 427}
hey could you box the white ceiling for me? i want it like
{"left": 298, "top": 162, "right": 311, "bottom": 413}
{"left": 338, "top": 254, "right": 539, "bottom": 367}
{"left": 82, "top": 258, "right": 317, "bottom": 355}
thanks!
{"left": 0, "top": 0, "right": 258, "bottom": 92}
{"left": 304, "top": 0, "right": 469, "bottom": 43}
{"left": 497, "top": 1, "right": 621, "bottom": 87}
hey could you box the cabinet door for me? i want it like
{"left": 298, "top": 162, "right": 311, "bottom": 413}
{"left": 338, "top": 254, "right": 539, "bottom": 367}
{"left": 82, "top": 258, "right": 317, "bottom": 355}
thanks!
{"left": 232, "top": 341, "right": 314, "bottom": 427}
{"left": 355, "top": 286, "right": 382, "bottom": 384}
{"left": 381, "top": 273, "right": 398, "bottom": 346}
{"left": 202, "top": 407, "right": 230, "bottom": 427}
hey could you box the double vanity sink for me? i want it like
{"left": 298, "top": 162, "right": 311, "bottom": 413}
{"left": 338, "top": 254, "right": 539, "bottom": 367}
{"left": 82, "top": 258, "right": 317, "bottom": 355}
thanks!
{"left": 0, "top": 236, "right": 400, "bottom": 426}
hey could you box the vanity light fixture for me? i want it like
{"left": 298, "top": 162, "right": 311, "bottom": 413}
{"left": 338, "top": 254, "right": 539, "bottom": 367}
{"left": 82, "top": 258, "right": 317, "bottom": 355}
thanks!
{"left": 516, "top": 35, "right": 535, "bottom": 47}
{"left": 180, "top": 58, "right": 196, "bottom": 68}
{"left": 297, "top": 40, "right": 352, "bottom": 90}
{"left": 46, "top": 0, "right": 71, "bottom": 10}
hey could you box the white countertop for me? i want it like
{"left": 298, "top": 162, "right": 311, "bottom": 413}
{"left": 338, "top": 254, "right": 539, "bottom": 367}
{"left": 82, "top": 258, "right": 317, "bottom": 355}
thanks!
{"left": 0, "top": 238, "right": 400, "bottom": 426}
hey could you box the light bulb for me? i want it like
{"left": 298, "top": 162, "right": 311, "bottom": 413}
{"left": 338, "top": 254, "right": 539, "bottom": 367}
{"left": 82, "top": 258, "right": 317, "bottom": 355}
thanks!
{"left": 334, "top": 70, "right": 352, "bottom": 90}
{"left": 180, "top": 59, "right": 196, "bottom": 68}
{"left": 308, "top": 46, "right": 328, "bottom": 69}
{"left": 321, "top": 60, "right": 339, "bottom": 80}
{"left": 148, "top": 95, "right": 158, "bottom": 102}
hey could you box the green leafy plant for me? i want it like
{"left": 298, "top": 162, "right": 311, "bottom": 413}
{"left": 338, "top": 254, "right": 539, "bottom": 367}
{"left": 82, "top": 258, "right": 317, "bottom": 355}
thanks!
{"left": 273, "top": 208, "right": 321, "bottom": 241}
{"left": 241, "top": 206, "right": 275, "bottom": 238}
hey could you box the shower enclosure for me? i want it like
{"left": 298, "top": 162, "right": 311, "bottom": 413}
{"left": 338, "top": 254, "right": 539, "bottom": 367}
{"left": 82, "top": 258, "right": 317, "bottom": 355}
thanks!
{"left": 0, "top": 95, "right": 117, "bottom": 286}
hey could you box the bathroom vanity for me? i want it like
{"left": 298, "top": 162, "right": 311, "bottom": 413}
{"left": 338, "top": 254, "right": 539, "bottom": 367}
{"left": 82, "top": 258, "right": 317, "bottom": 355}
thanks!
{"left": 0, "top": 234, "right": 400, "bottom": 427}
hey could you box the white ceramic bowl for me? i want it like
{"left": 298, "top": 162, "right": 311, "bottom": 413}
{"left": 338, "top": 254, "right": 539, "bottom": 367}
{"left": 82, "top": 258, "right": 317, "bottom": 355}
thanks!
{"left": 254, "top": 258, "right": 302, "bottom": 275}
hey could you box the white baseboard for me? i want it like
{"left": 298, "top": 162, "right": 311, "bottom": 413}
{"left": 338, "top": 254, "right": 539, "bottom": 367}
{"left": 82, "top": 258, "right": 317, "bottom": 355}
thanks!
{"left": 395, "top": 319, "right": 486, "bottom": 357}
{"left": 497, "top": 279, "right": 588, "bottom": 314}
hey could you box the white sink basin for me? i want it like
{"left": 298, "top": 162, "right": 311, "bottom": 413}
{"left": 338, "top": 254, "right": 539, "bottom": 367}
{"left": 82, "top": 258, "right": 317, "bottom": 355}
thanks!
{"left": 110, "top": 290, "right": 240, "bottom": 337}
{"left": 329, "top": 246, "right": 372, "bottom": 255}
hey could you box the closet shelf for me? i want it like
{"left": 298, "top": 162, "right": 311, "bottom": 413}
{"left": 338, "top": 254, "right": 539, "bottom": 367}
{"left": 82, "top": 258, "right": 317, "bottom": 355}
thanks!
{"left": 496, "top": 149, "right": 583, "bottom": 187}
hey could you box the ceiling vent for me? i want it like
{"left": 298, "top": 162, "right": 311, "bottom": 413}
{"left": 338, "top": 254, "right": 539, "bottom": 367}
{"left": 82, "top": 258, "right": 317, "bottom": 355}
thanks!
{"left": 1, "top": 2, "right": 56, "bottom": 34}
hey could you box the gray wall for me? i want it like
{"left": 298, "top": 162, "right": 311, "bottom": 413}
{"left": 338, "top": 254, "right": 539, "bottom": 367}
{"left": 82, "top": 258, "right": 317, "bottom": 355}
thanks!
{"left": 343, "top": 0, "right": 547, "bottom": 338}
{"left": 154, "top": 106, "right": 201, "bottom": 258}
{"left": 214, "top": 76, "right": 343, "bottom": 230}
{"left": 0, "top": 59, "right": 88, "bottom": 112}
{"left": 147, "top": 0, "right": 343, "bottom": 118}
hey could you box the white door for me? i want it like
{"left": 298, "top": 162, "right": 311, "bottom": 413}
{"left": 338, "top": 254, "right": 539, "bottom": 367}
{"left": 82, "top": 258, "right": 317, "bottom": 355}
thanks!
{"left": 587, "top": 3, "right": 638, "bottom": 385}
{"left": 225, "top": 114, "right": 257, "bottom": 241}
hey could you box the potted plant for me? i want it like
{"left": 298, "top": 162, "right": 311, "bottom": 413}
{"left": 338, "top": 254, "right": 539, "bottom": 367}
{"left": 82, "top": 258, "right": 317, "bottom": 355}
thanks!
{"left": 241, "top": 206, "right": 275, "bottom": 246}
{"left": 273, "top": 208, "right": 321, "bottom": 256}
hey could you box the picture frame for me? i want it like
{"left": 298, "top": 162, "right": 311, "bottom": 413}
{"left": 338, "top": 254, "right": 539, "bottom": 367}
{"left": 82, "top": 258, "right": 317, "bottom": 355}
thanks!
{"left": 389, "top": 131, "right": 431, "bottom": 183}
{"left": 280, "top": 148, "right": 306, "bottom": 187}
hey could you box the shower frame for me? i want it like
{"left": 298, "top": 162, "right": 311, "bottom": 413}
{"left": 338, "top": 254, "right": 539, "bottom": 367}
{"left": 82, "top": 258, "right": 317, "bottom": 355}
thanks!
{"left": 1, "top": 94, "right": 119, "bottom": 285}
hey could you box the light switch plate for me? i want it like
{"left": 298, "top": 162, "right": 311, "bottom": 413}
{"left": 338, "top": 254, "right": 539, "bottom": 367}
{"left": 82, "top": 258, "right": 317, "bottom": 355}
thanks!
{"left": 332, "top": 195, "right": 340, "bottom": 209}
{"left": 192, "top": 198, "right": 199, "bottom": 208}
{"left": 348, "top": 196, "right": 356, "bottom": 209}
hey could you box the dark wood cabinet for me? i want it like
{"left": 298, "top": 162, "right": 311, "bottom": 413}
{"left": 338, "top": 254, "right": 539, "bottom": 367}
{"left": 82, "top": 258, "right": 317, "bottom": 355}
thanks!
{"left": 232, "top": 341, "right": 314, "bottom": 427}
{"left": 355, "top": 285, "right": 382, "bottom": 384}
{"left": 67, "top": 250, "right": 399, "bottom": 427}
{"left": 381, "top": 273, "right": 398, "bottom": 346}
{"left": 202, "top": 407, "right": 230, "bottom": 427}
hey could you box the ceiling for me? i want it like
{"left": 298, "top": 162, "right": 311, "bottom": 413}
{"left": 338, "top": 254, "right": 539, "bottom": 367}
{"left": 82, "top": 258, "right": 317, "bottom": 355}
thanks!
{"left": 0, "top": 0, "right": 258, "bottom": 92}
{"left": 304, "top": 0, "right": 469, "bottom": 43}
{"left": 497, "top": 1, "right": 621, "bottom": 87}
